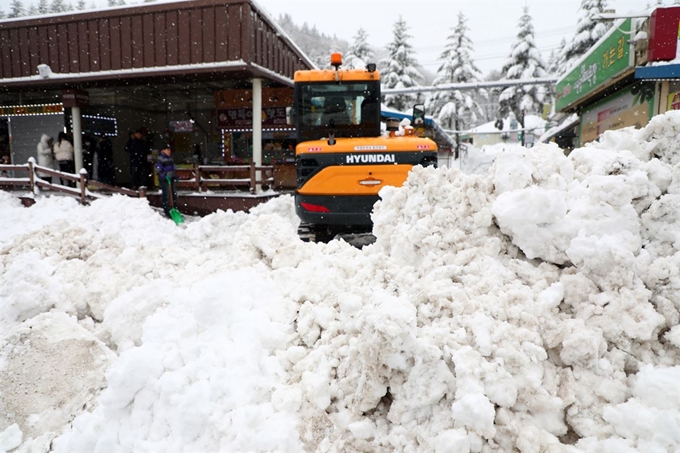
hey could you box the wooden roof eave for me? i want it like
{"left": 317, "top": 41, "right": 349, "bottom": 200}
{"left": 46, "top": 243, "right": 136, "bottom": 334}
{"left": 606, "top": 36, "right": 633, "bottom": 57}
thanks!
{"left": 0, "top": 62, "right": 295, "bottom": 93}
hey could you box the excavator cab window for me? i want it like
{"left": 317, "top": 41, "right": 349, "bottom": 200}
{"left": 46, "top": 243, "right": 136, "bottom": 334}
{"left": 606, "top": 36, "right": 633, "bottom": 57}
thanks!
{"left": 295, "top": 81, "right": 381, "bottom": 142}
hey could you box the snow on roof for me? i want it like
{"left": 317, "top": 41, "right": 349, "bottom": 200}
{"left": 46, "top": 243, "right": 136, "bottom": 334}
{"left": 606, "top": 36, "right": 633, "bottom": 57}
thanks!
{"left": 539, "top": 113, "right": 579, "bottom": 143}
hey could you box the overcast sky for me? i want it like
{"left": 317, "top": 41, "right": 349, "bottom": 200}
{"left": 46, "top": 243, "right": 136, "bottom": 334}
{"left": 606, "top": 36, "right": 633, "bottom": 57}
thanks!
{"left": 254, "top": 0, "right": 654, "bottom": 75}
{"left": 0, "top": 0, "right": 661, "bottom": 76}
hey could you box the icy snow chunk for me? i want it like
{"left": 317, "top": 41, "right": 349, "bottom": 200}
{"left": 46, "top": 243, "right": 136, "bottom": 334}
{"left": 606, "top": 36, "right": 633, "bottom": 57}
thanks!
{"left": 451, "top": 393, "right": 496, "bottom": 439}
{"left": 435, "top": 428, "right": 470, "bottom": 453}
{"left": 0, "top": 423, "right": 23, "bottom": 451}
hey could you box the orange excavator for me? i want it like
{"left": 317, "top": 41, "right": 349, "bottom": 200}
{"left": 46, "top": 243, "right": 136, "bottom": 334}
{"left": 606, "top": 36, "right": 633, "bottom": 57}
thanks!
{"left": 290, "top": 53, "right": 438, "bottom": 242}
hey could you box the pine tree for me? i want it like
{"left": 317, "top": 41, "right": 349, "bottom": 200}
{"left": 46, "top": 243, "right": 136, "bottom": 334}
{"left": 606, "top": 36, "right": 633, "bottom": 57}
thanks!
{"left": 49, "top": 0, "right": 67, "bottom": 13}
{"left": 0, "top": 8, "right": 5, "bottom": 18}
{"left": 27, "top": 3, "right": 37, "bottom": 15}
{"left": 380, "top": 16, "right": 424, "bottom": 112}
{"left": 344, "top": 28, "right": 374, "bottom": 69}
{"left": 37, "top": 0, "right": 49, "bottom": 14}
{"left": 8, "top": 0, "right": 26, "bottom": 17}
{"left": 428, "top": 12, "right": 485, "bottom": 131}
{"left": 547, "top": 38, "right": 567, "bottom": 76}
{"left": 561, "top": 0, "right": 611, "bottom": 72}
{"left": 499, "top": 6, "right": 547, "bottom": 120}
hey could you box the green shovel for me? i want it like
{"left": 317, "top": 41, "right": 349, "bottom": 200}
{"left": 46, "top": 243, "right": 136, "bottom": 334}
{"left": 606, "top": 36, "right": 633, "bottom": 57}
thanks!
{"left": 166, "top": 175, "right": 185, "bottom": 225}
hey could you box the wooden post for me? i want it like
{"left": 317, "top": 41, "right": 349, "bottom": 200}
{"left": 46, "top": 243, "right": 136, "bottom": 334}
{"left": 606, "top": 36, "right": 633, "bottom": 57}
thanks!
{"left": 79, "top": 170, "right": 87, "bottom": 204}
{"left": 249, "top": 163, "right": 256, "bottom": 194}
{"left": 27, "top": 158, "right": 36, "bottom": 194}
{"left": 194, "top": 163, "right": 201, "bottom": 192}
{"left": 139, "top": 186, "right": 147, "bottom": 198}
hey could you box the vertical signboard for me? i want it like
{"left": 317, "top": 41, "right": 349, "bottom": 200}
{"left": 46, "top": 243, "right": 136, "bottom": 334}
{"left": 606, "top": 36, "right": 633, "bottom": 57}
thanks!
{"left": 555, "top": 18, "right": 633, "bottom": 111}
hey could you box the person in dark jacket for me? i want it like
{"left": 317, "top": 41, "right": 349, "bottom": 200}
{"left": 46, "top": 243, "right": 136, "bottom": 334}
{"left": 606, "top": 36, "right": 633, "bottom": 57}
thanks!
{"left": 126, "top": 129, "right": 150, "bottom": 189}
{"left": 96, "top": 135, "right": 115, "bottom": 185}
{"left": 154, "top": 144, "right": 178, "bottom": 218}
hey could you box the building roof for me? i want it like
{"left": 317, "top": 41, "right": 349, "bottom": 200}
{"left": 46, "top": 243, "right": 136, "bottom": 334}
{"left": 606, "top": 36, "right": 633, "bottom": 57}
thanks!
{"left": 0, "top": 0, "right": 315, "bottom": 95}
{"left": 380, "top": 106, "right": 456, "bottom": 150}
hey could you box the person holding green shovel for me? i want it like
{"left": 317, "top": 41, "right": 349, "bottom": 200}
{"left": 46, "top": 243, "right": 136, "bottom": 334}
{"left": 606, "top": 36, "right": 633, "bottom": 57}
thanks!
{"left": 154, "top": 144, "right": 183, "bottom": 223}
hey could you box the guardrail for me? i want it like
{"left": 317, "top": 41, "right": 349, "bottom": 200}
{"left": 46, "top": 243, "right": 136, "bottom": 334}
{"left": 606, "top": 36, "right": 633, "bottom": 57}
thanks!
{"left": 0, "top": 160, "right": 277, "bottom": 205}
{"left": 0, "top": 158, "right": 146, "bottom": 205}
{"left": 175, "top": 163, "right": 275, "bottom": 193}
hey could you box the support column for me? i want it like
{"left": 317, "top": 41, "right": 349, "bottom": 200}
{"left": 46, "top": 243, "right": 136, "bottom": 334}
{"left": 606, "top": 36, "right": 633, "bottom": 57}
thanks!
{"left": 252, "top": 77, "right": 262, "bottom": 193}
{"left": 72, "top": 106, "right": 84, "bottom": 174}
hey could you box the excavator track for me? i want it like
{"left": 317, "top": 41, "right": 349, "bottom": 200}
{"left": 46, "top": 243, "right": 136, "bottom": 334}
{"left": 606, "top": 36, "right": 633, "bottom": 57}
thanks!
{"left": 298, "top": 222, "right": 375, "bottom": 248}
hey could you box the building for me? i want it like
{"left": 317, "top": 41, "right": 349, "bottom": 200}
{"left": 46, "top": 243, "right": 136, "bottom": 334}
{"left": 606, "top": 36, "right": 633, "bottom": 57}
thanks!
{"left": 0, "top": 0, "right": 314, "bottom": 188}
{"left": 545, "top": 6, "right": 666, "bottom": 149}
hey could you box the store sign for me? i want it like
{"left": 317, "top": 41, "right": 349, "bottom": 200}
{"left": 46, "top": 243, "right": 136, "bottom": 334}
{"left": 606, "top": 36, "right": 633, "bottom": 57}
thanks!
{"left": 216, "top": 107, "right": 288, "bottom": 129}
{"left": 668, "top": 91, "right": 680, "bottom": 110}
{"left": 0, "top": 104, "right": 63, "bottom": 116}
{"left": 62, "top": 89, "right": 90, "bottom": 108}
{"left": 555, "top": 18, "right": 632, "bottom": 111}
{"left": 83, "top": 115, "right": 118, "bottom": 136}
{"left": 169, "top": 120, "right": 194, "bottom": 132}
{"left": 579, "top": 83, "right": 654, "bottom": 145}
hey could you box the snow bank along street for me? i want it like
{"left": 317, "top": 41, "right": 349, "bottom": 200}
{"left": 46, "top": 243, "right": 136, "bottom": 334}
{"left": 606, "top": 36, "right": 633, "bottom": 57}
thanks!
{"left": 1, "top": 112, "right": 680, "bottom": 452}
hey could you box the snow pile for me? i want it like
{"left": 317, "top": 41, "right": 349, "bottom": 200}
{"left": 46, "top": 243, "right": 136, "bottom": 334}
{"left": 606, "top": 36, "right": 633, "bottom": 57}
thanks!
{"left": 1, "top": 112, "right": 680, "bottom": 452}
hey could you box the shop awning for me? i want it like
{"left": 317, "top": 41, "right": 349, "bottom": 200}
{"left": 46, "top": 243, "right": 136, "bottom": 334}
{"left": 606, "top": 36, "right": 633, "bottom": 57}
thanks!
{"left": 635, "top": 64, "right": 680, "bottom": 80}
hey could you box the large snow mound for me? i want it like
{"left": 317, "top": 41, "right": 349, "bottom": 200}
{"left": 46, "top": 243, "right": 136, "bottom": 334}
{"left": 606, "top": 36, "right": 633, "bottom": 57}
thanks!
{"left": 1, "top": 113, "right": 680, "bottom": 452}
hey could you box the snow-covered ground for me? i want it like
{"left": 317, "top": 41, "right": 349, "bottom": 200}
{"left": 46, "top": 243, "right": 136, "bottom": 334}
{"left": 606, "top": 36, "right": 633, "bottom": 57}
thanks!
{"left": 1, "top": 112, "right": 680, "bottom": 452}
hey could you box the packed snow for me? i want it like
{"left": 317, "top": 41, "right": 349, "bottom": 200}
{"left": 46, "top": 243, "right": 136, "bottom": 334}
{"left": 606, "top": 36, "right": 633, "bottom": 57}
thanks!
{"left": 2, "top": 112, "right": 680, "bottom": 452}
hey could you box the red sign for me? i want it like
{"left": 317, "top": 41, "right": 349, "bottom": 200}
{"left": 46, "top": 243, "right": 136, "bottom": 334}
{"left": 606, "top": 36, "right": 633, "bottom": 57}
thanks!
{"left": 216, "top": 107, "right": 288, "bottom": 129}
{"left": 648, "top": 6, "right": 680, "bottom": 62}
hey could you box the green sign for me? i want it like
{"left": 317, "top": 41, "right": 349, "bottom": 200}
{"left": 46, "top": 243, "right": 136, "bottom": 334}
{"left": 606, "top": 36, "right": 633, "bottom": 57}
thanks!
{"left": 555, "top": 18, "right": 632, "bottom": 111}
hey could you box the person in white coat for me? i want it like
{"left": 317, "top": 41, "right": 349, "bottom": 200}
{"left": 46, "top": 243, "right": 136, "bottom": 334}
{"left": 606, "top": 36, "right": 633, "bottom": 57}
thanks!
{"left": 53, "top": 131, "right": 75, "bottom": 187}
{"left": 36, "top": 134, "right": 54, "bottom": 184}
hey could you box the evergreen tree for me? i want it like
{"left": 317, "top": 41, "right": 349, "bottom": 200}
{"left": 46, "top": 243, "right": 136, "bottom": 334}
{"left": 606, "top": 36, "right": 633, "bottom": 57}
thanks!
{"left": 499, "top": 6, "right": 548, "bottom": 120}
{"left": 37, "top": 0, "right": 49, "bottom": 14}
{"left": 276, "top": 13, "right": 349, "bottom": 69}
{"left": 8, "top": 0, "right": 26, "bottom": 18}
{"left": 76, "top": 0, "right": 86, "bottom": 9}
{"left": 0, "top": 8, "right": 5, "bottom": 18}
{"left": 428, "top": 12, "right": 485, "bottom": 131}
{"left": 27, "top": 3, "right": 37, "bottom": 15}
{"left": 107, "top": 0, "right": 116, "bottom": 6}
{"left": 561, "top": 0, "right": 611, "bottom": 72}
{"left": 344, "top": 28, "right": 374, "bottom": 69}
{"left": 547, "top": 38, "right": 567, "bottom": 76}
{"left": 49, "top": 0, "right": 67, "bottom": 13}
{"left": 380, "top": 16, "right": 424, "bottom": 112}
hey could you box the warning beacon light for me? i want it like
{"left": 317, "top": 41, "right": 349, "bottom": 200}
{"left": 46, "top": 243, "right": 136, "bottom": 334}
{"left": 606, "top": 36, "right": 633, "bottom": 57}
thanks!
{"left": 330, "top": 53, "right": 343, "bottom": 69}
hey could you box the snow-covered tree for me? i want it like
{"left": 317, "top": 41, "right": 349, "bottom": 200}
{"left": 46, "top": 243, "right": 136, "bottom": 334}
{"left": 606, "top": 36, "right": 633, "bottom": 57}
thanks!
{"left": 380, "top": 16, "right": 424, "bottom": 112}
{"left": 547, "top": 38, "right": 567, "bottom": 76}
{"left": 560, "top": 0, "right": 612, "bottom": 73}
{"left": 428, "top": 12, "right": 485, "bottom": 131}
{"left": 499, "top": 6, "right": 547, "bottom": 120}
{"left": 344, "top": 28, "right": 374, "bottom": 69}
{"left": 0, "top": 8, "right": 5, "bottom": 18}
{"left": 27, "top": 3, "right": 37, "bottom": 15}
{"left": 37, "top": 0, "right": 49, "bottom": 14}
{"left": 8, "top": 0, "right": 26, "bottom": 18}
{"left": 49, "top": 0, "right": 67, "bottom": 13}
{"left": 76, "top": 0, "right": 86, "bottom": 10}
